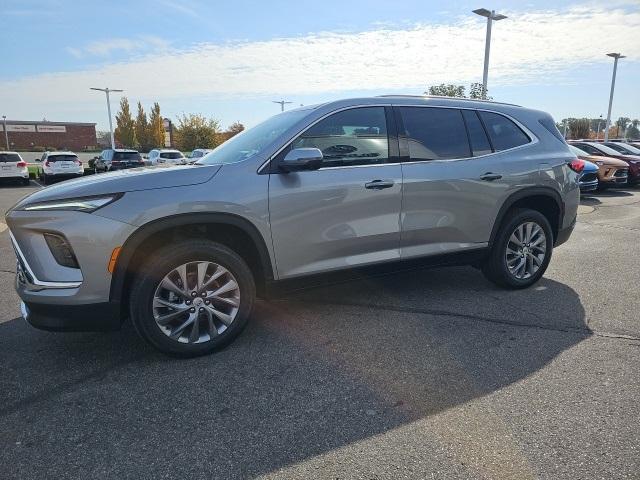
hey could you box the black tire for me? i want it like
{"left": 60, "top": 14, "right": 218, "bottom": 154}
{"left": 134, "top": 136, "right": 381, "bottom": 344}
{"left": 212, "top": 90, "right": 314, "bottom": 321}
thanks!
{"left": 41, "top": 173, "right": 48, "bottom": 185}
{"left": 129, "top": 240, "right": 256, "bottom": 357}
{"left": 482, "top": 208, "right": 553, "bottom": 289}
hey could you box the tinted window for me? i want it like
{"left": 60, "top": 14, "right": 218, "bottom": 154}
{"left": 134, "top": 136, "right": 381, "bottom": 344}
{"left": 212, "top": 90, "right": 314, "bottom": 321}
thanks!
{"left": 113, "top": 151, "right": 142, "bottom": 161}
{"left": 539, "top": 117, "right": 566, "bottom": 143}
{"left": 399, "top": 107, "right": 470, "bottom": 160}
{"left": 160, "top": 152, "right": 184, "bottom": 159}
{"left": 292, "top": 107, "right": 389, "bottom": 167}
{"left": 479, "top": 111, "right": 530, "bottom": 151}
{"left": 571, "top": 143, "right": 600, "bottom": 155}
{"left": 462, "top": 110, "right": 492, "bottom": 156}
{"left": 605, "top": 142, "right": 640, "bottom": 154}
{"left": 47, "top": 155, "right": 78, "bottom": 162}
{"left": 0, "top": 153, "right": 21, "bottom": 163}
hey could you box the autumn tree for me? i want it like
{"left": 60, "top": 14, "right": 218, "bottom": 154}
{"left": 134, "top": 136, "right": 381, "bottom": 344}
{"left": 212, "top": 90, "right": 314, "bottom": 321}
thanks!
{"left": 134, "top": 102, "right": 152, "bottom": 152}
{"left": 567, "top": 118, "right": 591, "bottom": 139}
{"left": 227, "top": 122, "right": 245, "bottom": 138}
{"left": 114, "top": 97, "right": 137, "bottom": 148}
{"left": 174, "top": 113, "right": 221, "bottom": 151}
{"left": 149, "top": 102, "right": 165, "bottom": 148}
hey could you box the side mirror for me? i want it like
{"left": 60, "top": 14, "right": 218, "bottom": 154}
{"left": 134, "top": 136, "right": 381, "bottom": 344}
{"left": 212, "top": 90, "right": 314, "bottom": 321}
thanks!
{"left": 279, "top": 148, "right": 323, "bottom": 172}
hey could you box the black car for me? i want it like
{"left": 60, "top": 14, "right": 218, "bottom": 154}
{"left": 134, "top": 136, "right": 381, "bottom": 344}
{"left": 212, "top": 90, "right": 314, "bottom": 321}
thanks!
{"left": 94, "top": 149, "right": 145, "bottom": 172}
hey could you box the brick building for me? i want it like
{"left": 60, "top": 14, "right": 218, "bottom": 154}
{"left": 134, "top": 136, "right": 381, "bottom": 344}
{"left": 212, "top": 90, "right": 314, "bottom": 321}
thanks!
{"left": 1, "top": 120, "right": 97, "bottom": 151}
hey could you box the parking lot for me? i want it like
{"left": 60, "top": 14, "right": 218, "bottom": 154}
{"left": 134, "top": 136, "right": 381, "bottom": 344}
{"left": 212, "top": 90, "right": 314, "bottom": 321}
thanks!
{"left": 0, "top": 180, "right": 638, "bottom": 479}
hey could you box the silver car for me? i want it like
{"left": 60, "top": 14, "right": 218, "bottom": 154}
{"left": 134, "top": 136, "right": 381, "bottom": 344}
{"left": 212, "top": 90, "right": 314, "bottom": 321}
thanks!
{"left": 5, "top": 96, "right": 580, "bottom": 357}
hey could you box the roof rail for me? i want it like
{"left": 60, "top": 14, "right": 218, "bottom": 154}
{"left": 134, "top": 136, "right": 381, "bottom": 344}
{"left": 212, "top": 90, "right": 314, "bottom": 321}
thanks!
{"left": 377, "top": 94, "right": 521, "bottom": 107}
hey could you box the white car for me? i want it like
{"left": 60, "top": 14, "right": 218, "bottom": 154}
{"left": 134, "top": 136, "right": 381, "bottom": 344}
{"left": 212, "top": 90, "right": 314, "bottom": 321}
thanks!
{"left": 147, "top": 149, "right": 186, "bottom": 166}
{"left": 0, "top": 151, "right": 30, "bottom": 185}
{"left": 188, "top": 148, "right": 213, "bottom": 163}
{"left": 38, "top": 151, "right": 84, "bottom": 185}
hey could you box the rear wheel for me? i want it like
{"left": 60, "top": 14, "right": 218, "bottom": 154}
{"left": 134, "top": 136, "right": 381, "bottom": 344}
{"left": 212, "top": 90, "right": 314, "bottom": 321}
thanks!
{"left": 482, "top": 208, "right": 553, "bottom": 289}
{"left": 21, "top": 177, "right": 29, "bottom": 186}
{"left": 41, "top": 173, "right": 48, "bottom": 185}
{"left": 129, "top": 240, "right": 256, "bottom": 357}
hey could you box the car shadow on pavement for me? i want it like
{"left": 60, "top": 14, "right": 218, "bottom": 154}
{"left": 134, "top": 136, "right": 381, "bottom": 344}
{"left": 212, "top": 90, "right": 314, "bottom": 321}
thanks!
{"left": 0, "top": 266, "right": 588, "bottom": 479}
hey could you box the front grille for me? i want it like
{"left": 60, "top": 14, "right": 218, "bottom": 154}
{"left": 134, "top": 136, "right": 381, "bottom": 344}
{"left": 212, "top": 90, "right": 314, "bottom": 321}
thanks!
{"left": 614, "top": 169, "right": 628, "bottom": 177}
{"left": 581, "top": 173, "right": 598, "bottom": 183}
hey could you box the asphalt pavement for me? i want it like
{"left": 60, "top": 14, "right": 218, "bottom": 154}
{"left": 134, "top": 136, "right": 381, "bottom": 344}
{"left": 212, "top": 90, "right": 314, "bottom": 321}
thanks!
{"left": 0, "top": 179, "right": 638, "bottom": 479}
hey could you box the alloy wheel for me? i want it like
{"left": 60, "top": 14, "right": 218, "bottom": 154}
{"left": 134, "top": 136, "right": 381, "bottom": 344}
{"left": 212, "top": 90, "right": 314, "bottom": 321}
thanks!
{"left": 504, "top": 221, "right": 547, "bottom": 280}
{"left": 152, "top": 261, "right": 241, "bottom": 344}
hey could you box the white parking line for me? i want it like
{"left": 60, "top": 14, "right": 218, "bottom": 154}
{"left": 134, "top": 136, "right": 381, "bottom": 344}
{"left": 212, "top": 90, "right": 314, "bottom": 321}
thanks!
{"left": 0, "top": 222, "right": 7, "bottom": 233}
{"left": 31, "top": 179, "right": 44, "bottom": 188}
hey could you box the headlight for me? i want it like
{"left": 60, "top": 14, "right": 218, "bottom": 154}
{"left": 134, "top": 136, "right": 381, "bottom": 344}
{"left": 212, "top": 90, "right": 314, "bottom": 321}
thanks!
{"left": 22, "top": 194, "right": 122, "bottom": 212}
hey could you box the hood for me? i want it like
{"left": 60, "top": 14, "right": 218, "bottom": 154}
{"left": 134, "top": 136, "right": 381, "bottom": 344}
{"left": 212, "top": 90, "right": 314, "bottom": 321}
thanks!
{"left": 582, "top": 161, "right": 599, "bottom": 173}
{"left": 12, "top": 164, "right": 222, "bottom": 209}
{"left": 583, "top": 155, "right": 629, "bottom": 167}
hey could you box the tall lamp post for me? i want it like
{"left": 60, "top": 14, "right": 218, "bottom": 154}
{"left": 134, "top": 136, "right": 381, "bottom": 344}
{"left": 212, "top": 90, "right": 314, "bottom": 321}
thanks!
{"left": 272, "top": 100, "right": 293, "bottom": 112}
{"left": 2, "top": 116, "right": 8, "bottom": 150}
{"left": 596, "top": 114, "right": 603, "bottom": 139}
{"left": 604, "top": 53, "right": 625, "bottom": 142}
{"left": 473, "top": 8, "right": 507, "bottom": 98}
{"left": 90, "top": 87, "right": 123, "bottom": 149}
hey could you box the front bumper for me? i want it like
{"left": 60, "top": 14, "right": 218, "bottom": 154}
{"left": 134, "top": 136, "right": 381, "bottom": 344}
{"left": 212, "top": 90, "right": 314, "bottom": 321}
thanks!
{"left": 21, "top": 300, "right": 121, "bottom": 331}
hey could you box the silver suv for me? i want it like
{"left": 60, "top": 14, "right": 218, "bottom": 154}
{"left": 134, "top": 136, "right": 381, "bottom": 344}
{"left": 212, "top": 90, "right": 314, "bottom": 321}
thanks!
{"left": 5, "top": 97, "right": 580, "bottom": 357}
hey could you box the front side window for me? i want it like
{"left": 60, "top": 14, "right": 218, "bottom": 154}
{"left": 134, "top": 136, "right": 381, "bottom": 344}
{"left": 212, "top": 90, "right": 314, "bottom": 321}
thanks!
{"left": 399, "top": 107, "right": 470, "bottom": 161}
{"left": 291, "top": 107, "right": 389, "bottom": 167}
{"left": 479, "top": 111, "right": 530, "bottom": 151}
{"left": 605, "top": 143, "right": 640, "bottom": 155}
{"left": 572, "top": 143, "right": 601, "bottom": 155}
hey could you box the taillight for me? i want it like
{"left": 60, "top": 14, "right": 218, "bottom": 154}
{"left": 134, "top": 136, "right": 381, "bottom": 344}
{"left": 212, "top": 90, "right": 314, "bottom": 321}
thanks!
{"left": 16, "top": 161, "right": 27, "bottom": 167}
{"left": 568, "top": 158, "right": 585, "bottom": 173}
{"left": 45, "top": 161, "right": 50, "bottom": 167}
{"left": 75, "top": 160, "right": 82, "bottom": 166}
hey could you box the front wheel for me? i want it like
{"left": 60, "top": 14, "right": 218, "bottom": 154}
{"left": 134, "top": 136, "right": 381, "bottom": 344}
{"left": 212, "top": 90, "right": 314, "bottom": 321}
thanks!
{"left": 482, "top": 208, "right": 553, "bottom": 289}
{"left": 129, "top": 240, "right": 256, "bottom": 357}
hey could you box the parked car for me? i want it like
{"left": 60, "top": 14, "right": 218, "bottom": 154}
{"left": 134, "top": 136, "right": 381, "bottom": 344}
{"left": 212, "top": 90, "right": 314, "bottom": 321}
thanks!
{"left": 187, "top": 149, "right": 213, "bottom": 164}
{"left": 602, "top": 142, "right": 640, "bottom": 157}
{"left": 37, "top": 151, "right": 83, "bottom": 185}
{"left": 569, "top": 141, "right": 640, "bottom": 185}
{"left": 0, "top": 151, "right": 30, "bottom": 185}
{"left": 5, "top": 96, "right": 580, "bottom": 357}
{"left": 147, "top": 149, "right": 186, "bottom": 166}
{"left": 95, "top": 149, "right": 145, "bottom": 172}
{"left": 569, "top": 145, "right": 628, "bottom": 188}
{"left": 578, "top": 160, "right": 599, "bottom": 193}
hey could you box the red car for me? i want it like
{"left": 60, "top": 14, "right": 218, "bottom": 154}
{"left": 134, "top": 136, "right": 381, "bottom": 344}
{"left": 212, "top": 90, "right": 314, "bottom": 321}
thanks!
{"left": 569, "top": 141, "right": 640, "bottom": 185}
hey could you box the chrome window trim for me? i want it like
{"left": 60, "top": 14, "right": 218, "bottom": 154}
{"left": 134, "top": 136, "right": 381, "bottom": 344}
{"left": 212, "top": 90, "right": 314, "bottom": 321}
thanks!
{"left": 259, "top": 103, "right": 539, "bottom": 173}
{"left": 9, "top": 230, "right": 82, "bottom": 290}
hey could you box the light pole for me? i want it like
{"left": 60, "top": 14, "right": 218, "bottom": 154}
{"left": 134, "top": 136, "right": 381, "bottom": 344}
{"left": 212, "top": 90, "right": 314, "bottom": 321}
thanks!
{"left": 2, "top": 116, "right": 8, "bottom": 150}
{"left": 604, "top": 53, "right": 625, "bottom": 142}
{"left": 473, "top": 8, "right": 507, "bottom": 98}
{"left": 272, "top": 100, "right": 293, "bottom": 112}
{"left": 90, "top": 87, "right": 123, "bottom": 149}
{"left": 596, "top": 114, "right": 603, "bottom": 139}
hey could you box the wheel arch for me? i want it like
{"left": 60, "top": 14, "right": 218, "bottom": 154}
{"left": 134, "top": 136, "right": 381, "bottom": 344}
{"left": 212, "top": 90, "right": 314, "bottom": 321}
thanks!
{"left": 489, "top": 187, "right": 564, "bottom": 247}
{"left": 109, "top": 213, "right": 275, "bottom": 314}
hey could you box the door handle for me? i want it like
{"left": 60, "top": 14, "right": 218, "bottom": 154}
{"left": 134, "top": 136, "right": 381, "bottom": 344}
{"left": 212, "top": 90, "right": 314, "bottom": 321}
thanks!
{"left": 365, "top": 180, "right": 395, "bottom": 190}
{"left": 480, "top": 172, "right": 502, "bottom": 181}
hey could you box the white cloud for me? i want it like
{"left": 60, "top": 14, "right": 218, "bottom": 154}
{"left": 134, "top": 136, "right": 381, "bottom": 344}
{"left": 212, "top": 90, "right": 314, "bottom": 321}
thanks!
{"left": 3, "top": 4, "right": 639, "bottom": 111}
{"left": 66, "top": 36, "right": 171, "bottom": 58}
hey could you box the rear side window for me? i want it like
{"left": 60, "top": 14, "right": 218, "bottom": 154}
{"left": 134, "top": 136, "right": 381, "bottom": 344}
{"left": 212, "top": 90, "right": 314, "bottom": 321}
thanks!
{"left": 0, "top": 153, "right": 21, "bottom": 163}
{"left": 479, "top": 111, "right": 530, "bottom": 151}
{"left": 292, "top": 106, "right": 389, "bottom": 167}
{"left": 571, "top": 143, "right": 601, "bottom": 155}
{"left": 399, "top": 107, "right": 470, "bottom": 160}
{"left": 113, "top": 152, "right": 142, "bottom": 161}
{"left": 160, "top": 152, "right": 183, "bottom": 159}
{"left": 47, "top": 155, "right": 78, "bottom": 162}
{"left": 538, "top": 117, "right": 566, "bottom": 144}
{"left": 461, "top": 110, "right": 492, "bottom": 156}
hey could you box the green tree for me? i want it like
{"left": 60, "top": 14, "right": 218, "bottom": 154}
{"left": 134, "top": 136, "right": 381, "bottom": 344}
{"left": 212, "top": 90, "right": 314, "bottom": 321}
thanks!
{"left": 627, "top": 119, "right": 640, "bottom": 139}
{"left": 174, "top": 113, "right": 221, "bottom": 151}
{"left": 567, "top": 118, "right": 590, "bottom": 140}
{"left": 227, "top": 122, "right": 245, "bottom": 138}
{"left": 114, "top": 97, "right": 137, "bottom": 148}
{"left": 134, "top": 102, "right": 152, "bottom": 152}
{"left": 469, "top": 82, "right": 492, "bottom": 100}
{"left": 149, "top": 102, "right": 165, "bottom": 148}
{"left": 426, "top": 84, "right": 466, "bottom": 97}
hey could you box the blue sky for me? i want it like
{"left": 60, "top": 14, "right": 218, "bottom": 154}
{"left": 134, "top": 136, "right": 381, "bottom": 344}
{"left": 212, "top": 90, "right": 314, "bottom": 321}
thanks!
{"left": 1, "top": 0, "right": 639, "bottom": 131}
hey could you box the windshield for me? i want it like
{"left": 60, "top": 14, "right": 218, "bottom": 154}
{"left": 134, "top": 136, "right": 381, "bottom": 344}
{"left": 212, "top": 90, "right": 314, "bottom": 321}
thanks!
{"left": 197, "top": 109, "right": 311, "bottom": 165}
{"left": 160, "top": 152, "right": 184, "bottom": 159}
{"left": 0, "top": 153, "right": 21, "bottom": 163}
{"left": 113, "top": 152, "right": 142, "bottom": 161}
{"left": 606, "top": 143, "right": 640, "bottom": 155}
{"left": 594, "top": 143, "right": 624, "bottom": 156}
{"left": 569, "top": 145, "right": 589, "bottom": 157}
{"left": 48, "top": 155, "right": 78, "bottom": 162}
